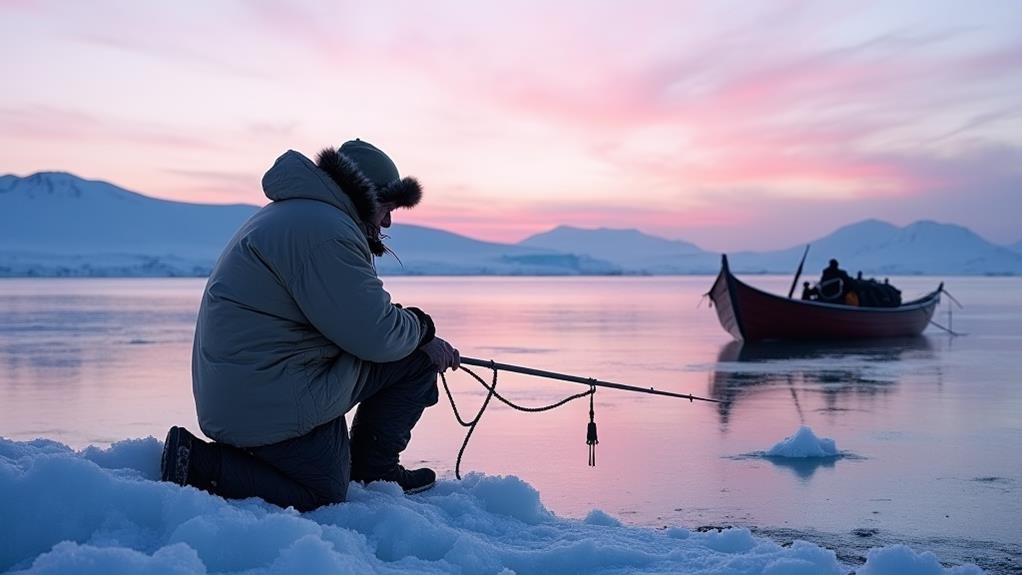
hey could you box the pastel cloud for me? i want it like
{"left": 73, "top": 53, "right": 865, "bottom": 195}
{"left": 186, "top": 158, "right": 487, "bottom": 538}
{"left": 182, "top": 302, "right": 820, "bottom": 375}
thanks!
{"left": 1, "top": 1, "right": 1020, "bottom": 249}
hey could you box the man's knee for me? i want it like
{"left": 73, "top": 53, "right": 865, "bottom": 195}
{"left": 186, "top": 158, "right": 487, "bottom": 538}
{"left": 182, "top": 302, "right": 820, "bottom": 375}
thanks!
{"left": 408, "top": 349, "right": 439, "bottom": 376}
{"left": 397, "top": 350, "right": 439, "bottom": 405}
{"left": 361, "top": 350, "right": 439, "bottom": 408}
{"left": 299, "top": 451, "right": 350, "bottom": 510}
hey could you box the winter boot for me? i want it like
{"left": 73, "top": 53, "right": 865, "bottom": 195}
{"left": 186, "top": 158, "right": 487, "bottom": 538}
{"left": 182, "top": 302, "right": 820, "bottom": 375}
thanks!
{"left": 161, "top": 426, "right": 196, "bottom": 485}
{"left": 353, "top": 464, "right": 436, "bottom": 494}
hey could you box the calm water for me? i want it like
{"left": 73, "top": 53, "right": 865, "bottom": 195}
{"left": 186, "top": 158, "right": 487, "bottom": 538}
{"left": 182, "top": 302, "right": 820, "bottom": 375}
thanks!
{"left": 1, "top": 277, "right": 1020, "bottom": 572}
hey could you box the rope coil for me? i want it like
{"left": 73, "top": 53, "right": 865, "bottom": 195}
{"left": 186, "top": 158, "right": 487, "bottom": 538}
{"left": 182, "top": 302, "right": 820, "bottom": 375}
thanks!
{"left": 440, "top": 363, "right": 596, "bottom": 479}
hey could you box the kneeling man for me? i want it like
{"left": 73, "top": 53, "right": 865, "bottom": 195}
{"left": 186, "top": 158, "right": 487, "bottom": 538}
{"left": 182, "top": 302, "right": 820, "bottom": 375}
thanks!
{"left": 161, "top": 139, "right": 459, "bottom": 511}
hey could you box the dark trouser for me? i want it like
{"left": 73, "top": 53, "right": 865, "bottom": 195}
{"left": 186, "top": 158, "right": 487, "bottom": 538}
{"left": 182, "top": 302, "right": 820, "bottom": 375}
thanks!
{"left": 191, "top": 350, "right": 438, "bottom": 511}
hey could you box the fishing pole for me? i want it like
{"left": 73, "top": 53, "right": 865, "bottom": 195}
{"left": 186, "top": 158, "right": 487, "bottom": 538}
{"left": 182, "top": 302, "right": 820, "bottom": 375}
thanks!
{"left": 441, "top": 357, "right": 725, "bottom": 479}
{"left": 459, "top": 356, "right": 724, "bottom": 404}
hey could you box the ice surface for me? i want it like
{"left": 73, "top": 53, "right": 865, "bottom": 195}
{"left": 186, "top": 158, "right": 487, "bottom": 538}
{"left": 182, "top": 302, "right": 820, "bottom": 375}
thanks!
{"left": 0, "top": 436, "right": 985, "bottom": 574}
{"left": 766, "top": 425, "right": 840, "bottom": 458}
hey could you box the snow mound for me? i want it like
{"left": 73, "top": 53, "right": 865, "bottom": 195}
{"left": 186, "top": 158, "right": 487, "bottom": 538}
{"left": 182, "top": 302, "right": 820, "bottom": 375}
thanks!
{"left": 857, "top": 545, "right": 985, "bottom": 575}
{"left": 0, "top": 436, "right": 984, "bottom": 574}
{"left": 766, "top": 426, "right": 840, "bottom": 458}
{"left": 583, "top": 509, "right": 622, "bottom": 527}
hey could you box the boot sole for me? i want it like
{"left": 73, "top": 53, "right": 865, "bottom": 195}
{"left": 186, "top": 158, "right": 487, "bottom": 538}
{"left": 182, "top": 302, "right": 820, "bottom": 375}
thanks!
{"left": 403, "top": 480, "right": 436, "bottom": 495}
{"left": 161, "top": 426, "right": 191, "bottom": 485}
{"left": 353, "top": 478, "right": 436, "bottom": 494}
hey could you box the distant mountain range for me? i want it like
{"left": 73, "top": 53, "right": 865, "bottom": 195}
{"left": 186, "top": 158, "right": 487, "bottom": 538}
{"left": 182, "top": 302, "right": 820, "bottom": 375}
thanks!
{"left": 0, "top": 172, "right": 256, "bottom": 276}
{"left": 2, "top": 171, "right": 1021, "bottom": 276}
{"left": 376, "top": 224, "right": 617, "bottom": 275}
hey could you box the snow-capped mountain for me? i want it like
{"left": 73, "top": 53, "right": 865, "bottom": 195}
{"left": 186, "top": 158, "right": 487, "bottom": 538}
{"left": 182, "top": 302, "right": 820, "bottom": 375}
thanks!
{"left": 0, "top": 172, "right": 258, "bottom": 276}
{"left": 727, "top": 219, "right": 1022, "bottom": 276}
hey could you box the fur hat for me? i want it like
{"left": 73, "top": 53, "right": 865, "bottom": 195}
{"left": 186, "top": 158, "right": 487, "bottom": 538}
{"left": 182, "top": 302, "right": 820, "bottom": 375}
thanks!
{"left": 338, "top": 139, "right": 422, "bottom": 209}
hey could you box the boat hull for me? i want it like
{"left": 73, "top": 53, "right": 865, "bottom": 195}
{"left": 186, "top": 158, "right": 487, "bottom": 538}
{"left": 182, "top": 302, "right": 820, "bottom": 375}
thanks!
{"left": 709, "top": 256, "right": 940, "bottom": 342}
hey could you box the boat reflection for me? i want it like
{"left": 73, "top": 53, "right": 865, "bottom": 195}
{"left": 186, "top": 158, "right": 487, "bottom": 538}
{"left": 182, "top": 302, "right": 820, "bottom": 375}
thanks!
{"left": 710, "top": 337, "right": 937, "bottom": 429}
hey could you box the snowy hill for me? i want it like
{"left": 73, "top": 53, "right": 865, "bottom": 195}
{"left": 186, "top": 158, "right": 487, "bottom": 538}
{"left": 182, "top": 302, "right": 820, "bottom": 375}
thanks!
{"left": 521, "top": 225, "right": 703, "bottom": 261}
{"left": 378, "top": 224, "right": 619, "bottom": 275}
{"left": 1008, "top": 240, "right": 1022, "bottom": 254}
{"left": 728, "top": 219, "right": 1022, "bottom": 276}
{"left": 519, "top": 225, "right": 716, "bottom": 273}
{"left": 0, "top": 172, "right": 258, "bottom": 276}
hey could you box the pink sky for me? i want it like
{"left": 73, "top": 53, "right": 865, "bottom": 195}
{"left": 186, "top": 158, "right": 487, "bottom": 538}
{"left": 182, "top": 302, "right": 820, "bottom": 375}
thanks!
{"left": 1, "top": 1, "right": 1020, "bottom": 250}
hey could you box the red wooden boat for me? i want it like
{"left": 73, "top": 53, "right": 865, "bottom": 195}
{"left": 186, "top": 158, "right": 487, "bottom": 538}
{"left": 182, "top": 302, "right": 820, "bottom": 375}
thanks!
{"left": 708, "top": 255, "right": 942, "bottom": 342}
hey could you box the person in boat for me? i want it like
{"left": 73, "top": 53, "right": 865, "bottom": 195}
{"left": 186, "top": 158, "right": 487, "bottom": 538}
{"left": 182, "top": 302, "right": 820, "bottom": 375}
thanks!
{"left": 161, "top": 139, "right": 460, "bottom": 511}
{"left": 800, "top": 281, "right": 820, "bottom": 301}
{"left": 818, "top": 259, "right": 854, "bottom": 303}
{"left": 883, "top": 278, "right": 902, "bottom": 306}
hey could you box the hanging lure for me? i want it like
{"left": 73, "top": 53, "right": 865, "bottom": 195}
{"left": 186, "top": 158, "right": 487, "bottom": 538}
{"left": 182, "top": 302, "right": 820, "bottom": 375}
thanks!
{"left": 586, "top": 386, "right": 598, "bottom": 466}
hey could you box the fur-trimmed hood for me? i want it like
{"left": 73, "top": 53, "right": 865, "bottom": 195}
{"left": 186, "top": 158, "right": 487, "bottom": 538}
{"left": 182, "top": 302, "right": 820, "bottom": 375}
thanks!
{"left": 261, "top": 148, "right": 422, "bottom": 256}
{"left": 314, "top": 147, "right": 422, "bottom": 222}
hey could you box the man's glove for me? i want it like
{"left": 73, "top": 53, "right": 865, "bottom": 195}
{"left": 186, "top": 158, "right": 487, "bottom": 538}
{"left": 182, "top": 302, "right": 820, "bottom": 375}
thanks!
{"left": 420, "top": 337, "right": 460, "bottom": 373}
{"left": 403, "top": 306, "right": 436, "bottom": 347}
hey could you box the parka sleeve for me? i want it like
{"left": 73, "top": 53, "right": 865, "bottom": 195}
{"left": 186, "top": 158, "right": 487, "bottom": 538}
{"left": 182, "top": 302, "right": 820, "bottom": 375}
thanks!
{"left": 288, "top": 237, "right": 432, "bottom": 362}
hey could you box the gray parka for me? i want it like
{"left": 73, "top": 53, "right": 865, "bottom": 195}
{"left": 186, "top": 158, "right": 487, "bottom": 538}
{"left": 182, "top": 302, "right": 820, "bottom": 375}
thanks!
{"left": 192, "top": 149, "right": 431, "bottom": 447}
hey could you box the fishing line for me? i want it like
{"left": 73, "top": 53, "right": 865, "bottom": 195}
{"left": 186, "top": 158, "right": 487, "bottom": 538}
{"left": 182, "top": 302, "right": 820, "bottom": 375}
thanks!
{"left": 440, "top": 358, "right": 722, "bottom": 478}
{"left": 440, "top": 363, "right": 595, "bottom": 479}
{"left": 930, "top": 286, "right": 966, "bottom": 336}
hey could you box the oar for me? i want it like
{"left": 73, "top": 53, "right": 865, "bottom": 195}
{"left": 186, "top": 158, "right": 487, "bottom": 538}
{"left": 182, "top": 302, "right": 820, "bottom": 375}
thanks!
{"left": 459, "top": 356, "right": 724, "bottom": 404}
{"left": 787, "top": 244, "right": 811, "bottom": 299}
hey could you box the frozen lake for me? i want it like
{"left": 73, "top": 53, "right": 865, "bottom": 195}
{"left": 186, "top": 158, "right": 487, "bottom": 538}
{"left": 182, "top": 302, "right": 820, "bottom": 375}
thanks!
{"left": 1, "top": 276, "right": 1019, "bottom": 573}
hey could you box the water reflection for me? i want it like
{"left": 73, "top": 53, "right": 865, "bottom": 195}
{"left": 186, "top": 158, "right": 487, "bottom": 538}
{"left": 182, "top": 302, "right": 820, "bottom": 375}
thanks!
{"left": 766, "top": 454, "right": 839, "bottom": 481}
{"left": 710, "top": 338, "right": 937, "bottom": 429}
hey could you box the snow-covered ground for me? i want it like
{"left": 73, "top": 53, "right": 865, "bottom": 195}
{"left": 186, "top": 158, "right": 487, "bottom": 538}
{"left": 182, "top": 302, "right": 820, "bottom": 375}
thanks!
{"left": 0, "top": 436, "right": 985, "bottom": 574}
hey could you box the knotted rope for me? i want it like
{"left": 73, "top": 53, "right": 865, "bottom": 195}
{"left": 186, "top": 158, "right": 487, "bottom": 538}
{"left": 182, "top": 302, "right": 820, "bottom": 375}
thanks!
{"left": 440, "top": 361, "right": 596, "bottom": 479}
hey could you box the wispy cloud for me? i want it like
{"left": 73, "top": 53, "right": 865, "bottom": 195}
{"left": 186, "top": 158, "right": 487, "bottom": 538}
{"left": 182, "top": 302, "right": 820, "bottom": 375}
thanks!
{"left": 0, "top": 106, "right": 222, "bottom": 150}
{"left": 1, "top": 1, "right": 1020, "bottom": 248}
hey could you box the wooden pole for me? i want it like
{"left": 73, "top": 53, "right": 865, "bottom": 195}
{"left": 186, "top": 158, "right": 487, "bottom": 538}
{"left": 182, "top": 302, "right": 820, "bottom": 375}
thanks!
{"left": 787, "top": 244, "right": 811, "bottom": 299}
